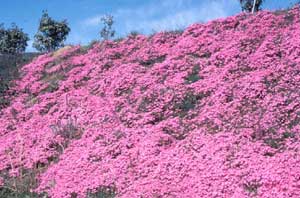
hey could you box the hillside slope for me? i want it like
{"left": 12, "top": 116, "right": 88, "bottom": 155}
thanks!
{"left": 1, "top": 7, "right": 300, "bottom": 198}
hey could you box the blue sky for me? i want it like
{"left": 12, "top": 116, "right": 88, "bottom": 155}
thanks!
{"left": 0, "top": 0, "right": 298, "bottom": 52}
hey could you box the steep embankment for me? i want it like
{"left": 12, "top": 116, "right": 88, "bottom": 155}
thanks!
{"left": 1, "top": 7, "right": 300, "bottom": 198}
{"left": 0, "top": 53, "right": 40, "bottom": 109}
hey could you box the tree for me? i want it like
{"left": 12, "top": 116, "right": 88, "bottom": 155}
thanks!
{"left": 0, "top": 24, "right": 5, "bottom": 40}
{"left": 0, "top": 23, "right": 29, "bottom": 54}
{"left": 239, "top": 0, "right": 264, "bottom": 13}
{"left": 33, "top": 11, "right": 71, "bottom": 52}
{"left": 100, "top": 14, "right": 115, "bottom": 40}
{"left": 0, "top": 24, "right": 5, "bottom": 52}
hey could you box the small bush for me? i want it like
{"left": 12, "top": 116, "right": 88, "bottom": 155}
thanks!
{"left": 165, "top": 29, "right": 184, "bottom": 35}
{"left": 162, "top": 126, "right": 187, "bottom": 140}
{"left": 263, "top": 137, "right": 283, "bottom": 149}
{"left": 0, "top": 168, "right": 48, "bottom": 198}
{"left": 262, "top": 131, "right": 296, "bottom": 150}
{"left": 283, "top": 13, "right": 295, "bottom": 26}
{"left": 243, "top": 180, "right": 261, "bottom": 196}
{"left": 139, "top": 55, "right": 166, "bottom": 68}
{"left": 138, "top": 93, "right": 158, "bottom": 112}
{"left": 184, "top": 64, "right": 202, "bottom": 84}
{"left": 41, "top": 72, "right": 65, "bottom": 94}
{"left": 86, "top": 186, "right": 117, "bottom": 198}
{"left": 128, "top": 31, "right": 140, "bottom": 38}
{"left": 173, "top": 91, "right": 210, "bottom": 118}
{"left": 50, "top": 116, "right": 83, "bottom": 140}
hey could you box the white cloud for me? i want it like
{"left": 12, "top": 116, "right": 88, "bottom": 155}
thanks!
{"left": 77, "top": 0, "right": 239, "bottom": 43}
{"left": 82, "top": 15, "right": 103, "bottom": 27}
{"left": 125, "top": 2, "right": 229, "bottom": 32}
{"left": 114, "top": 0, "right": 236, "bottom": 34}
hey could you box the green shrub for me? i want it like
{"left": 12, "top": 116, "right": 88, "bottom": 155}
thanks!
{"left": 0, "top": 168, "right": 48, "bottom": 198}
{"left": 86, "top": 186, "right": 117, "bottom": 198}
{"left": 243, "top": 180, "right": 261, "bottom": 196}
{"left": 0, "top": 23, "right": 29, "bottom": 54}
{"left": 239, "top": 0, "right": 264, "bottom": 12}
{"left": 33, "top": 10, "right": 71, "bottom": 52}
{"left": 184, "top": 65, "right": 202, "bottom": 84}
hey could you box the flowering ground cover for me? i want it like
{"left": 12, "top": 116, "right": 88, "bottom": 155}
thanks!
{"left": 1, "top": 6, "right": 300, "bottom": 198}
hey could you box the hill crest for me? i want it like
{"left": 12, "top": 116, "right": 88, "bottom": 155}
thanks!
{"left": 1, "top": 6, "right": 300, "bottom": 198}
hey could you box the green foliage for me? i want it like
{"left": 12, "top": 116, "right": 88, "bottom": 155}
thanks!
{"left": 86, "top": 186, "right": 117, "bottom": 198}
{"left": 263, "top": 131, "right": 295, "bottom": 150}
{"left": 243, "top": 180, "right": 261, "bottom": 195}
{"left": 172, "top": 91, "right": 211, "bottom": 118}
{"left": 165, "top": 29, "right": 184, "bottom": 35}
{"left": 0, "top": 168, "right": 48, "bottom": 198}
{"left": 0, "top": 188, "right": 46, "bottom": 198}
{"left": 263, "top": 137, "right": 283, "bottom": 149}
{"left": 139, "top": 55, "right": 166, "bottom": 68}
{"left": 33, "top": 11, "right": 71, "bottom": 52}
{"left": 0, "top": 53, "right": 40, "bottom": 110}
{"left": 50, "top": 116, "right": 83, "bottom": 140}
{"left": 174, "top": 92, "right": 199, "bottom": 118}
{"left": 128, "top": 31, "right": 140, "bottom": 38}
{"left": 184, "top": 65, "right": 202, "bottom": 84}
{"left": 0, "top": 79, "right": 10, "bottom": 109}
{"left": 100, "top": 15, "right": 115, "bottom": 40}
{"left": 0, "top": 23, "right": 29, "bottom": 54}
{"left": 239, "top": 0, "right": 264, "bottom": 12}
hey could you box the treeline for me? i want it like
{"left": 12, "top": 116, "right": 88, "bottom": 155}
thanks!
{"left": 0, "top": 10, "right": 117, "bottom": 55}
{"left": 0, "top": 0, "right": 276, "bottom": 55}
{"left": 0, "top": 11, "right": 71, "bottom": 54}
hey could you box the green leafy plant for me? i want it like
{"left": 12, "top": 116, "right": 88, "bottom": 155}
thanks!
{"left": 86, "top": 186, "right": 117, "bottom": 198}
{"left": 33, "top": 10, "right": 71, "bottom": 52}
{"left": 243, "top": 180, "right": 261, "bottom": 196}
{"left": 239, "top": 0, "right": 264, "bottom": 12}
{"left": 0, "top": 23, "right": 29, "bottom": 54}
{"left": 0, "top": 146, "right": 48, "bottom": 198}
{"left": 0, "top": 169, "right": 48, "bottom": 198}
{"left": 128, "top": 31, "right": 140, "bottom": 38}
{"left": 139, "top": 55, "right": 166, "bottom": 68}
{"left": 184, "top": 65, "right": 202, "bottom": 84}
{"left": 50, "top": 116, "right": 83, "bottom": 140}
{"left": 100, "top": 15, "right": 115, "bottom": 41}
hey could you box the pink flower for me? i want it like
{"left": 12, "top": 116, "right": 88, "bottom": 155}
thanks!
{"left": 1, "top": 6, "right": 300, "bottom": 198}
